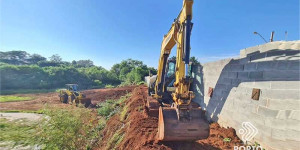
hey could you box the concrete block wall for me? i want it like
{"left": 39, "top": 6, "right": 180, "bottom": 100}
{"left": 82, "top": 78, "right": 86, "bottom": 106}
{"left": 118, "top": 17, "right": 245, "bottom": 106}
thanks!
{"left": 192, "top": 41, "right": 300, "bottom": 150}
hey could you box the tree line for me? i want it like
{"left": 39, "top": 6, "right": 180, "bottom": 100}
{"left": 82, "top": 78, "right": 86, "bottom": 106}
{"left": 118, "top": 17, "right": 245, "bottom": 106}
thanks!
{"left": 0, "top": 51, "right": 157, "bottom": 90}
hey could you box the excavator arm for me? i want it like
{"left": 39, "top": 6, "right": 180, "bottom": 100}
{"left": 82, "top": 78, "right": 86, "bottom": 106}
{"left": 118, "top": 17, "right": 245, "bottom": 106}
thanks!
{"left": 155, "top": 0, "right": 194, "bottom": 106}
{"left": 149, "top": 0, "right": 209, "bottom": 141}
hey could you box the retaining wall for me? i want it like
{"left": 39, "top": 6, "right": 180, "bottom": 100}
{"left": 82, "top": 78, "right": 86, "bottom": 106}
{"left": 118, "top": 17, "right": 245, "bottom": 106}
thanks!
{"left": 192, "top": 41, "right": 300, "bottom": 150}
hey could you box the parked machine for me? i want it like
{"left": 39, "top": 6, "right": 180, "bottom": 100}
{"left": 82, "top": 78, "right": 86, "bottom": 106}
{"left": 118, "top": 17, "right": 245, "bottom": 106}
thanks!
{"left": 145, "top": 0, "right": 209, "bottom": 141}
{"left": 59, "top": 84, "right": 91, "bottom": 107}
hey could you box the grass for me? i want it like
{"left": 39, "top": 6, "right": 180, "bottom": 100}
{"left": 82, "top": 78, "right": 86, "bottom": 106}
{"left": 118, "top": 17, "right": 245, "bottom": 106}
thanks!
{"left": 0, "top": 89, "right": 57, "bottom": 95}
{"left": 105, "top": 84, "right": 115, "bottom": 88}
{"left": 120, "top": 105, "right": 128, "bottom": 121}
{"left": 223, "top": 137, "right": 231, "bottom": 142}
{"left": 97, "top": 93, "right": 132, "bottom": 119}
{"left": 0, "top": 118, "right": 38, "bottom": 147}
{"left": 0, "top": 106, "right": 104, "bottom": 150}
{"left": 0, "top": 109, "right": 43, "bottom": 113}
{"left": 0, "top": 96, "right": 33, "bottom": 102}
{"left": 105, "top": 128, "right": 124, "bottom": 150}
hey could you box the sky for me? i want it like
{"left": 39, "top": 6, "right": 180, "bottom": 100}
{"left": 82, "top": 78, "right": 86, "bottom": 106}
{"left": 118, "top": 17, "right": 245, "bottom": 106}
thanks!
{"left": 0, "top": 0, "right": 299, "bottom": 69}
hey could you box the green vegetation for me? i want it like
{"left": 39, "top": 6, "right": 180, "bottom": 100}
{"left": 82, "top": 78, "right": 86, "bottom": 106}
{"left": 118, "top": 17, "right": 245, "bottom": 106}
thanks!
{"left": 0, "top": 89, "right": 57, "bottom": 95}
{"left": 0, "top": 50, "right": 157, "bottom": 91}
{"left": 34, "top": 107, "right": 100, "bottom": 150}
{"left": 0, "top": 109, "right": 43, "bottom": 113}
{"left": 223, "top": 137, "right": 232, "bottom": 142}
{"left": 97, "top": 93, "right": 131, "bottom": 119}
{"left": 120, "top": 105, "right": 129, "bottom": 121}
{"left": 0, "top": 118, "right": 37, "bottom": 147}
{"left": 0, "top": 92, "right": 132, "bottom": 149}
{"left": 105, "top": 128, "right": 124, "bottom": 150}
{"left": 0, "top": 96, "right": 33, "bottom": 102}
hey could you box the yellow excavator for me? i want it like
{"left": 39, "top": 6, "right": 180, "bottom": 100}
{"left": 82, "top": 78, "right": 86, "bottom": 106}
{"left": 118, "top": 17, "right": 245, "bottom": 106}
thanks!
{"left": 146, "top": 0, "right": 209, "bottom": 141}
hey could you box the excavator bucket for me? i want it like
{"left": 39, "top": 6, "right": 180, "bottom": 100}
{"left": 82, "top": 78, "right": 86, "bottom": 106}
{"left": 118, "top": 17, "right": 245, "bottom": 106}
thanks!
{"left": 158, "top": 106, "right": 209, "bottom": 141}
{"left": 75, "top": 98, "right": 92, "bottom": 108}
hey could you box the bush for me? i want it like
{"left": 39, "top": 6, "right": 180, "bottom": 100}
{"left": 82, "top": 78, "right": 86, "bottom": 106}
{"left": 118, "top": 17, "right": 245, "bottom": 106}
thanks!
{"left": 97, "top": 100, "right": 116, "bottom": 118}
{"left": 34, "top": 107, "right": 99, "bottom": 150}
{"left": 105, "top": 84, "right": 115, "bottom": 88}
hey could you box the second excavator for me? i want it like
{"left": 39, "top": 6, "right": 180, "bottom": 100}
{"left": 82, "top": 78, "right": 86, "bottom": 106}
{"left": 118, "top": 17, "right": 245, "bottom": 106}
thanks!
{"left": 146, "top": 0, "right": 209, "bottom": 141}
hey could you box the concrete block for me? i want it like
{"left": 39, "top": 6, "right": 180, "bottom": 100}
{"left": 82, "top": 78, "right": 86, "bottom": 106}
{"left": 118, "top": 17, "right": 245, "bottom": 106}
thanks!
{"left": 263, "top": 70, "right": 300, "bottom": 80}
{"left": 228, "top": 72, "right": 238, "bottom": 78}
{"left": 219, "top": 78, "right": 232, "bottom": 85}
{"left": 286, "top": 119, "right": 300, "bottom": 131}
{"left": 271, "top": 129, "right": 286, "bottom": 141}
{"left": 254, "top": 123, "right": 272, "bottom": 140}
{"left": 238, "top": 57, "right": 250, "bottom": 64}
{"left": 265, "top": 118, "right": 285, "bottom": 130}
{"left": 276, "top": 110, "right": 292, "bottom": 120}
{"left": 261, "top": 89, "right": 300, "bottom": 100}
{"left": 229, "top": 64, "right": 244, "bottom": 71}
{"left": 255, "top": 97, "right": 268, "bottom": 107}
{"left": 270, "top": 81, "right": 300, "bottom": 90}
{"left": 261, "top": 136, "right": 286, "bottom": 150}
{"left": 266, "top": 50, "right": 285, "bottom": 57}
{"left": 231, "top": 79, "right": 241, "bottom": 87}
{"left": 250, "top": 53, "right": 266, "bottom": 62}
{"left": 285, "top": 140, "right": 300, "bottom": 150}
{"left": 249, "top": 71, "right": 264, "bottom": 80}
{"left": 239, "top": 82, "right": 255, "bottom": 88}
{"left": 285, "top": 130, "right": 300, "bottom": 141}
{"left": 277, "top": 61, "right": 290, "bottom": 70}
{"left": 244, "top": 63, "right": 257, "bottom": 71}
{"left": 237, "top": 72, "right": 249, "bottom": 79}
{"left": 250, "top": 103, "right": 259, "bottom": 114}
{"left": 267, "top": 99, "right": 300, "bottom": 110}
{"left": 288, "top": 61, "right": 300, "bottom": 70}
{"left": 215, "top": 84, "right": 229, "bottom": 90}
{"left": 235, "top": 86, "right": 253, "bottom": 94}
{"left": 240, "top": 46, "right": 260, "bottom": 57}
{"left": 245, "top": 112, "right": 265, "bottom": 125}
{"left": 289, "top": 110, "right": 300, "bottom": 121}
{"left": 254, "top": 81, "right": 271, "bottom": 89}
{"left": 257, "top": 61, "right": 277, "bottom": 71}
{"left": 257, "top": 106, "right": 279, "bottom": 118}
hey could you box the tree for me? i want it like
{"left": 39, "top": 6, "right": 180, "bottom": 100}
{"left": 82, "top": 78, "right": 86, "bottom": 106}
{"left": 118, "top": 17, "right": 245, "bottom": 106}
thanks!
{"left": 190, "top": 56, "right": 200, "bottom": 65}
{"left": 0, "top": 50, "right": 30, "bottom": 65}
{"left": 27, "top": 54, "right": 46, "bottom": 64}
{"left": 49, "top": 54, "right": 62, "bottom": 63}
{"left": 72, "top": 60, "right": 77, "bottom": 65}
{"left": 76, "top": 60, "right": 94, "bottom": 68}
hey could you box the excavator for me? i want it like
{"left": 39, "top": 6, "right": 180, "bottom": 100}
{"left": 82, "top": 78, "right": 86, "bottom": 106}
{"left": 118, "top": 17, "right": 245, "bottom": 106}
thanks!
{"left": 146, "top": 0, "right": 209, "bottom": 141}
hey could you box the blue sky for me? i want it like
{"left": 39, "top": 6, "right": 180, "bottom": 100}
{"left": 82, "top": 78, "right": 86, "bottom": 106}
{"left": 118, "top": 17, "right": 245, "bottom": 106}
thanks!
{"left": 0, "top": 0, "right": 299, "bottom": 69}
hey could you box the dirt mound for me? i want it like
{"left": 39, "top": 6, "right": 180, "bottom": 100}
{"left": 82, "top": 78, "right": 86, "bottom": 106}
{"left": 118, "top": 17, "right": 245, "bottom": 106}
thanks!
{"left": 0, "top": 86, "right": 136, "bottom": 111}
{"left": 98, "top": 86, "right": 242, "bottom": 150}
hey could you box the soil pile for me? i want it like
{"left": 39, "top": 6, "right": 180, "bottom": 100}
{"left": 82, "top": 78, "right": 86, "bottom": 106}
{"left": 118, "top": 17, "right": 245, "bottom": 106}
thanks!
{"left": 97, "top": 86, "right": 242, "bottom": 150}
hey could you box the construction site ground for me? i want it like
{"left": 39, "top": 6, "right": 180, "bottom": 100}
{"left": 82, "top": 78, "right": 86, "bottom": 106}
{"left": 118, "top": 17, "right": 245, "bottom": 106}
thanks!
{"left": 0, "top": 86, "right": 242, "bottom": 150}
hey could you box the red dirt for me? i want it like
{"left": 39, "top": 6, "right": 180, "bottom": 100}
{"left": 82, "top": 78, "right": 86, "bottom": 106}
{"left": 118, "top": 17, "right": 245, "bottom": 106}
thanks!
{"left": 0, "top": 86, "right": 136, "bottom": 111}
{"left": 97, "top": 86, "right": 242, "bottom": 150}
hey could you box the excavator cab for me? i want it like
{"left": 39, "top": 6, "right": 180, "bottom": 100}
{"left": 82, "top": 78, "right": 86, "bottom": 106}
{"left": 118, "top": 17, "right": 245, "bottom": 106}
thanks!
{"left": 67, "top": 84, "right": 78, "bottom": 92}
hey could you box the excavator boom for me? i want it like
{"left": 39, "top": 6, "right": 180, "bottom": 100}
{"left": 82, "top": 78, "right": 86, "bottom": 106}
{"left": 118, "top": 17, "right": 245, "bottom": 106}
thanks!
{"left": 147, "top": 0, "right": 209, "bottom": 141}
